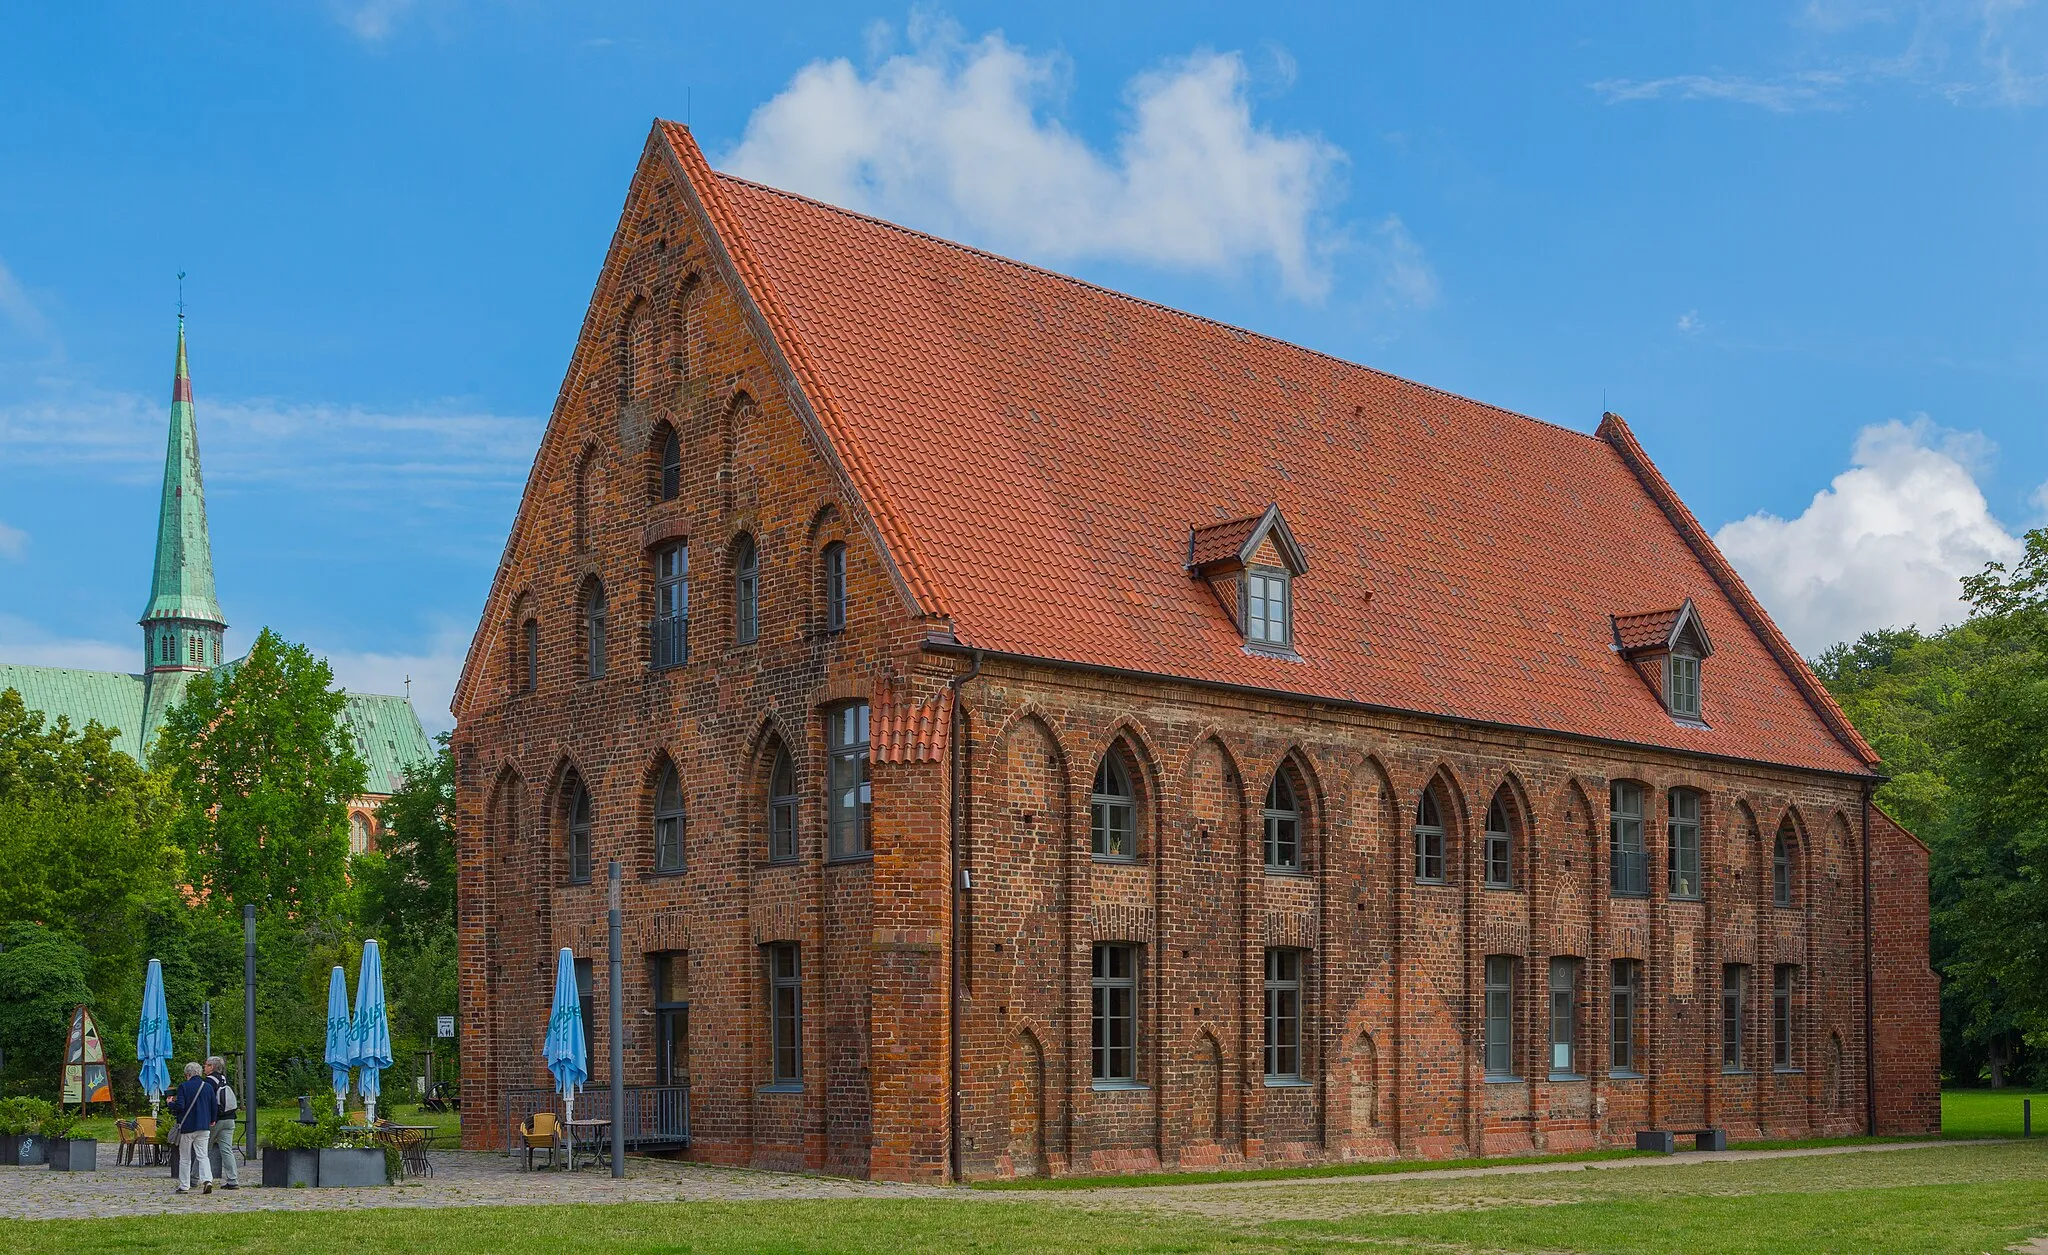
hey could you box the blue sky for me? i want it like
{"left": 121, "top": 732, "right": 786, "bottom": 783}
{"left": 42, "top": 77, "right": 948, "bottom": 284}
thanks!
{"left": 4, "top": 2, "right": 2045, "bottom": 733}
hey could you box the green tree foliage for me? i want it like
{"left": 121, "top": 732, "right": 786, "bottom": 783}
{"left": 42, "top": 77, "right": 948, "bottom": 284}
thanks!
{"left": 151, "top": 629, "right": 368, "bottom": 918}
{"left": 349, "top": 737, "right": 460, "bottom": 1085}
{"left": 0, "top": 925, "right": 94, "bottom": 1092}
{"left": 1818, "top": 527, "right": 2048, "bottom": 1085}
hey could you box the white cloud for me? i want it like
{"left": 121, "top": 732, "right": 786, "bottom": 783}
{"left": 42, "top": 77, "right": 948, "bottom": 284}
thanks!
{"left": 331, "top": 0, "right": 414, "bottom": 42}
{"left": 1593, "top": 71, "right": 1850, "bottom": 111}
{"left": 722, "top": 21, "right": 1353, "bottom": 300}
{"left": 0, "top": 614, "right": 134, "bottom": 673}
{"left": 1677, "top": 310, "right": 1705, "bottom": 334}
{"left": 323, "top": 623, "right": 468, "bottom": 736}
{"left": 1715, "top": 417, "right": 2026, "bottom": 652}
{"left": 0, "top": 520, "right": 24, "bottom": 560}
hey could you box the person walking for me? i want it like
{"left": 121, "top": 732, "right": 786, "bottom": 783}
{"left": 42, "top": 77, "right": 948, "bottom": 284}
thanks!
{"left": 204, "top": 1056, "right": 240, "bottom": 1189}
{"left": 167, "top": 1061, "right": 217, "bottom": 1195}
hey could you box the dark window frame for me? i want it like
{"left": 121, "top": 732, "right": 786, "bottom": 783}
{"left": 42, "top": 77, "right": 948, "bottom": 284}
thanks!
{"left": 1484, "top": 954, "right": 1517, "bottom": 1078}
{"left": 523, "top": 618, "right": 540, "bottom": 692}
{"left": 1723, "top": 963, "right": 1749, "bottom": 1071}
{"left": 1090, "top": 752, "right": 1138, "bottom": 862}
{"left": 768, "top": 746, "right": 799, "bottom": 863}
{"left": 652, "top": 544, "right": 688, "bottom": 670}
{"left": 1090, "top": 943, "right": 1140, "bottom": 1085}
{"left": 1773, "top": 964, "right": 1797, "bottom": 1070}
{"left": 567, "top": 780, "right": 593, "bottom": 885}
{"left": 1549, "top": 957, "right": 1579, "bottom": 1077}
{"left": 767, "top": 943, "right": 802, "bottom": 1085}
{"left": 1484, "top": 790, "right": 1515, "bottom": 889}
{"left": 584, "top": 582, "right": 609, "bottom": 679}
{"left": 1666, "top": 649, "right": 1702, "bottom": 719}
{"left": 1610, "top": 781, "right": 1648, "bottom": 896}
{"left": 822, "top": 542, "right": 848, "bottom": 633}
{"left": 650, "top": 952, "right": 689, "bottom": 1087}
{"left": 1610, "top": 958, "right": 1640, "bottom": 1074}
{"left": 658, "top": 428, "right": 681, "bottom": 502}
{"left": 1263, "top": 948, "right": 1304, "bottom": 1082}
{"left": 1413, "top": 789, "right": 1446, "bottom": 883}
{"left": 653, "top": 762, "right": 685, "bottom": 874}
{"left": 1244, "top": 564, "right": 1293, "bottom": 651}
{"left": 827, "top": 703, "right": 871, "bottom": 860}
{"left": 1773, "top": 825, "right": 1796, "bottom": 907}
{"left": 734, "top": 535, "right": 760, "bottom": 646}
{"left": 1263, "top": 770, "right": 1302, "bottom": 872}
{"left": 1667, "top": 787, "right": 1702, "bottom": 899}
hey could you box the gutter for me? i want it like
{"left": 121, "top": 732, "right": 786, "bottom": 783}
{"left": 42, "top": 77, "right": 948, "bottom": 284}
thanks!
{"left": 946, "top": 649, "right": 984, "bottom": 1183}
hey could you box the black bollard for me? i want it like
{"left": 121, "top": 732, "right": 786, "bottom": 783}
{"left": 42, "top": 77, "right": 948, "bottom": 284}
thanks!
{"left": 2025, "top": 1098, "right": 2032, "bottom": 1138}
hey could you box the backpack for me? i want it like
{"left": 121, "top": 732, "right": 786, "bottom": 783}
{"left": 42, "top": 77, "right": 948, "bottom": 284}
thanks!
{"left": 210, "top": 1072, "right": 238, "bottom": 1115}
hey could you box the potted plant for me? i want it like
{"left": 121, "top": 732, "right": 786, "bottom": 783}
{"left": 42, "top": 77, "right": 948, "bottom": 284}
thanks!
{"left": 260, "top": 1110, "right": 392, "bottom": 1188}
{"left": 41, "top": 1107, "right": 96, "bottom": 1172}
{"left": 0, "top": 1098, "right": 51, "bottom": 1166}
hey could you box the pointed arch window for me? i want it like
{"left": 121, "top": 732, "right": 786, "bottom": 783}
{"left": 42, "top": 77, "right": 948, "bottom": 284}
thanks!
{"left": 653, "top": 763, "right": 685, "bottom": 874}
{"left": 659, "top": 428, "right": 681, "bottom": 502}
{"left": 734, "top": 535, "right": 760, "bottom": 645}
{"left": 827, "top": 703, "right": 871, "bottom": 859}
{"left": 1772, "top": 821, "right": 1796, "bottom": 907}
{"left": 1091, "top": 752, "right": 1137, "bottom": 861}
{"left": 768, "top": 745, "right": 799, "bottom": 863}
{"left": 653, "top": 544, "right": 687, "bottom": 669}
{"left": 523, "top": 618, "right": 540, "bottom": 692}
{"left": 1413, "top": 788, "right": 1446, "bottom": 883}
{"left": 822, "top": 542, "right": 848, "bottom": 633}
{"left": 1263, "top": 771, "right": 1301, "bottom": 871}
{"left": 566, "top": 779, "right": 593, "bottom": 885}
{"left": 1484, "top": 790, "right": 1515, "bottom": 889}
{"left": 584, "top": 582, "right": 608, "bottom": 678}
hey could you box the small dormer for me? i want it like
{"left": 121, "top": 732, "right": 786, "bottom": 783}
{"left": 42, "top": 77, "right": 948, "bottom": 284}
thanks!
{"left": 1611, "top": 599, "right": 1714, "bottom": 722}
{"left": 1188, "top": 504, "right": 1309, "bottom": 656}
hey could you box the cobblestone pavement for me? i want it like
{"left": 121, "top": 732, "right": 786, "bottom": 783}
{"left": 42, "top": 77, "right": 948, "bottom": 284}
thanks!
{"left": 2, "top": 1151, "right": 955, "bottom": 1222}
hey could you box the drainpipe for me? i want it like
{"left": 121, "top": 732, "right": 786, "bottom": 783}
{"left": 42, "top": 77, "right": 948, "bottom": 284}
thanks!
{"left": 947, "top": 649, "right": 985, "bottom": 1183}
{"left": 1861, "top": 783, "right": 1876, "bottom": 1137}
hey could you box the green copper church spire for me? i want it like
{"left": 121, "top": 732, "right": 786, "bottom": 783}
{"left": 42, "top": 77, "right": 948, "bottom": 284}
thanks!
{"left": 140, "top": 316, "right": 226, "bottom": 674}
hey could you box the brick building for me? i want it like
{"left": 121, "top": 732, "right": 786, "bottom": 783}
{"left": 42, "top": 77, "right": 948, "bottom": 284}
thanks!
{"left": 449, "top": 121, "right": 1939, "bottom": 1181}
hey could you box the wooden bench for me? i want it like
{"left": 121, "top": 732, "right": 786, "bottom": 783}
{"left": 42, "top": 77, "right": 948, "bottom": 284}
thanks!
{"left": 1635, "top": 1127, "right": 1726, "bottom": 1153}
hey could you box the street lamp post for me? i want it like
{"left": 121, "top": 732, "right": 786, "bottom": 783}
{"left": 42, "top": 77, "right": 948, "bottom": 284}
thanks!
{"left": 243, "top": 904, "right": 257, "bottom": 1161}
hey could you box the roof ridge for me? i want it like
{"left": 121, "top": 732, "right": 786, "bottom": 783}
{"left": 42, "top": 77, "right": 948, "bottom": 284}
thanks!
{"left": 707, "top": 167, "right": 1606, "bottom": 448}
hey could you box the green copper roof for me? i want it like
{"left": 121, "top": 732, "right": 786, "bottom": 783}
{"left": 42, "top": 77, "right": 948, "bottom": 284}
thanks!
{"left": 340, "top": 692, "right": 437, "bottom": 794}
{"left": 0, "top": 664, "right": 149, "bottom": 761}
{"left": 141, "top": 321, "right": 225, "bottom": 628}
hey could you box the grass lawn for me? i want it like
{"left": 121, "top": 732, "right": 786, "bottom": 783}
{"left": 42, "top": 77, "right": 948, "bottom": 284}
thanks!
{"left": 1941, "top": 1086, "right": 2047, "bottom": 1137}
{"left": 16, "top": 1139, "right": 2048, "bottom": 1253}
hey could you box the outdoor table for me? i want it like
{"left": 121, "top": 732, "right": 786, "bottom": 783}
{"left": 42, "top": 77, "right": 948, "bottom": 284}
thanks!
{"left": 565, "top": 1118, "right": 611, "bottom": 1171}
{"left": 373, "top": 1124, "right": 437, "bottom": 1178}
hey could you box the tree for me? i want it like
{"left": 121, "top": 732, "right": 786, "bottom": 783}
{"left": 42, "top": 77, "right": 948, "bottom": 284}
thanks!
{"left": 151, "top": 629, "right": 368, "bottom": 919}
{"left": 0, "top": 925, "right": 94, "bottom": 1094}
{"left": 352, "top": 736, "right": 456, "bottom": 939}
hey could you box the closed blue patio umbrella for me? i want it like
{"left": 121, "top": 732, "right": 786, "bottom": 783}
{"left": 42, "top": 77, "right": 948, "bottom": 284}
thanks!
{"left": 324, "top": 965, "right": 352, "bottom": 1117}
{"left": 543, "top": 948, "right": 588, "bottom": 1127}
{"left": 136, "top": 959, "right": 174, "bottom": 1118}
{"left": 350, "top": 939, "right": 394, "bottom": 1126}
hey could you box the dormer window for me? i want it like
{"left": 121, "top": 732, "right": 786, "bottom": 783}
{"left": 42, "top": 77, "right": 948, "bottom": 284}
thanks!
{"left": 1612, "top": 599, "right": 1714, "bottom": 724}
{"left": 1188, "top": 503, "right": 1308, "bottom": 658}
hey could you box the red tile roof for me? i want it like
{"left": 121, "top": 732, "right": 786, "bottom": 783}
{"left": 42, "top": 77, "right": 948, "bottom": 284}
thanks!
{"left": 1189, "top": 515, "right": 1266, "bottom": 571}
{"left": 659, "top": 122, "right": 1876, "bottom": 776}
{"left": 1612, "top": 609, "right": 1686, "bottom": 653}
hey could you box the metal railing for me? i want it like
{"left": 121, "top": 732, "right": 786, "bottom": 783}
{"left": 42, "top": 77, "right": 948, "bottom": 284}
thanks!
{"left": 502, "top": 1084, "right": 690, "bottom": 1155}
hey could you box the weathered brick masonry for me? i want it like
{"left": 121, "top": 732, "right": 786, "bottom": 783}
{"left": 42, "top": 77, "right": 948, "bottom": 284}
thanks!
{"left": 449, "top": 122, "right": 1940, "bottom": 1181}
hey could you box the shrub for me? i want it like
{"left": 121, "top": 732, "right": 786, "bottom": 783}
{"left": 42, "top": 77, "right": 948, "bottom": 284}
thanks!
{"left": 0, "top": 1096, "right": 52, "bottom": 1136}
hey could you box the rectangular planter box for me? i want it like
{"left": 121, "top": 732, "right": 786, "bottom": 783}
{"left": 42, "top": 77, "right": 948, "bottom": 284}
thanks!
{"left": 315, "top": 1146, "right": 388, "bottom": 1187}
{"left": 0, "top": 1133, "right": 45, "bottom": 1166}
{"left": 261, "top": 1147, "right": 319, "bottom": 1188}
{"left": 47, "top": 1139, "right": 96, "bottom": 1171}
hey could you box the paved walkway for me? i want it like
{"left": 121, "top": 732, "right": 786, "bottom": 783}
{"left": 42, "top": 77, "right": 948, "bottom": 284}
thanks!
{"left": 1, "top": 1138, "right": 1988, "bottom": 1223}
{"left": 2, "top": 1150, "right": 951, "bottom": 1222}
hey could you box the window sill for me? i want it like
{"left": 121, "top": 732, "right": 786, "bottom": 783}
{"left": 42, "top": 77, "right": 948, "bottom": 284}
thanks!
{"left": 1772, "top": 1067, "right": 1805, "bottom": 1076}
{"left": 1092, "top": 855, "right": 1139, "bottom": 866}
{"left": 1483, "top": 1074, "right": 1523, "bottom": 1085}
{"left": 1669, "top": 893, "right": 1704, "bottom": 903}
{"left": 1263, "top": 1077, "right": 1311, "bottom": 1089}
{"left": 1091, "top": 1080, "right": 1149, "bottom": 1093}
{"left": 1611, "top": 890, "right": 1650, "bottom": 900}
{"left": 826, "top": 852, "right": 874, "bottom": 867}
{"left": 1722, "top": 1067, "right": 1752, "bottom": 1076}
{"left": 1242, "top": 644, "right": 1303, "bottom": 663}
{"left": 761, "top": 857, "right": 800, "bottom": 870}
{"left": 647, "top": 867, "right": 687, "bottom": 880}
{"left": 756, "top": 1082, "right": 803, "bottom": 1095}
{"left": 1483, "top": 882, "right": 1518, "bottom": 893}
{"left": 1414, "top": 877, "right": 1448, "bottom": 887}
{"left": 1265, "top": 866, "right": 1309, "bottom": 878}
{"left": 1608, "top": 1069, "right": 1644, "bottom": 1080}
{"left": 1547, "top": 1072, "right": 1586, "bottom": 1084}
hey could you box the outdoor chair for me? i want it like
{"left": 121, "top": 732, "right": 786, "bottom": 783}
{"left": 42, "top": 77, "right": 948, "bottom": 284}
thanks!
{"left": 520, "top": 1111, "right": 562, "bottom": 1170}
{"left": 115, "top": 1118, "right": 140, "bottom": 1165}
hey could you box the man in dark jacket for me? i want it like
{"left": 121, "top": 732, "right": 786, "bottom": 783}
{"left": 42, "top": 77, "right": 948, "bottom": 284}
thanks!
{"left": 167, "top": 1060, "right": 216, "bottom": 1194}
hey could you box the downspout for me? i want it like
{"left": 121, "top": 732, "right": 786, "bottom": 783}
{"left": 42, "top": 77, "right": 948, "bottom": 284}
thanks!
{"left": 1861, "top": 782, "right": 1877, "bottom": 1137}
{"left": 947, "top": 649, "right": 985, "bottom": 1183}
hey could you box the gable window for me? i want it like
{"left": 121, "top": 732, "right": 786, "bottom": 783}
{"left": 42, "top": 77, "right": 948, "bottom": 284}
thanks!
{"left": 1263, "top": 949, "right": 1303, "bottom": 1081}
{"left": 584, "top": 583, "right": 608, "bottom": 679}
{"left": 768, "top": 746, "right": 799, "bottom": 863}
{"left": 1772, "top": 822, "right": 1796, "bottom": 907}
{"left": 1549, "top": 957, "right": 1579, "bottom": 1077}
{"left": 1484, "top": 790, "right": 1515, "bottom": 889}
{"left": 1091, "top": 944, "right": 1140, "bottom": 1084}
{"left": 1667, "top": 788, "right": 1702, "bottom": 898}
{"left": 1610, "top": 782, "right": 1647, "bottom": 896}
{"left": 1246, "top": 567, "right": 1292, "bottom": 649}
{"left": 523, "top": 618, "right": 540, "bottom": 692}
{"left": 1263, "top": 771, "right": 1301, "bottom": 871}
{"left": 1610, "top": 959, "right": 1640, "bottom": 1074}
{"left": 734, "top": 535, "right": 759, "bottom": 645}
{"left": 659, "top": 428, "right": 681, "bottom": 501}
{"left": 1666, "top": 651, "right": 1702, "bottom": 719}
{"left": 1722, "top": 964, "right": 1748, "bottom": 1071}
{"left": 653, "top": 545, "right": 687, "bottom": 670}
{"left": 1773, "top": 965, "right": 1797, "bottom": 1069}
{"left": 827, "top": 702, "right": 870, "bottom": 859}
{"left": 566, "top": 779, "right": 593, "bottom": 885}
{"left": 1484, "top": 955, "right": 1516, "bottom": 1078}
{"left": 653, "top": 763, "right": 685, "bottom": 874}
{"left": 1091, "top": 753, "right": 1137, "bottom": 861}
{"left": 1413, "top": 789, "right": 1446, "bottom": 883}
{"left": 822, "top": 542, "right": 848, "bottom": 633}
{"left": 766, "top": 943, "right": 801, "bottom": 1084}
